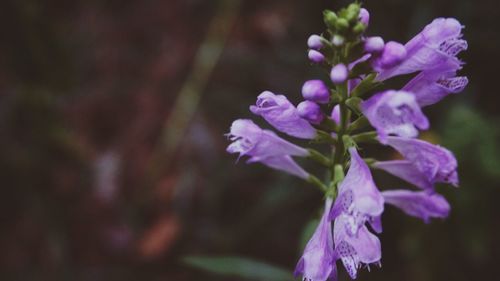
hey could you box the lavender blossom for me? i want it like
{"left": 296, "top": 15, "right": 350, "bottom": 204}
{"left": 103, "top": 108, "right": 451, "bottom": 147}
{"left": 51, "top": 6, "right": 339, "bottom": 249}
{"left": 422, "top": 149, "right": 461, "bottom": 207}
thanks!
{"left": 295, "top": 198, "right": 338, "bottom": 281}
{"left": 372, "top": 41, "right": 407, "bottom": 70}
{"left": 308, "top": 34, "right": 325, "bottom": 50}
{"left": 361, "top": 90, "right": 429, "bottom": 142}
{"left": 250, "top": 91, "right": 317, "bottom": 139}
{"left": 382, "top": 190, "right": 450, "bottom": 223}
{"left": 402, "top": 63, "right": 469, "bottom": 107}
{"left": 330, "top": 148, "right": 384, "bottom": 235}
{"left": 309, "top": 50, "right": 326, "bottom": 63}
{"left": 227, "top": 119, "right": 309, "bottom": 179}
{"left": 302, "top": 80, "right": 330, "bottom": 104}
{"left": 377, "top": 18, "right": 467, "bottom": 81}
{"left": 331, "top": 105, "right": 341, "bottom": 125}
{"left": 331, "top": 64, "right": 348, "bottom": 84}
{"left": 298, "top": 101, "right": 325, "bottom": 124}
{"left": 359, "top": 8, "right": 370, "bottom": 26}
{"left": 334, "top": 214, "right": 381, "bottom": 279}
{"left": 364, "top": 37, "right": 385, "bottom": 54}
{"left": 383, "top": 136, "right": 459, "bottom": 188}
{"left": 373, "top": 160, "right": 433, "bottom": 190}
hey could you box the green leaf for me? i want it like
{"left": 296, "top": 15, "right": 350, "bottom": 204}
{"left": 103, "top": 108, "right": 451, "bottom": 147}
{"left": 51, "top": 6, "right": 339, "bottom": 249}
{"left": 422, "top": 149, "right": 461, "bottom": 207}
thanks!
{"left": 183, "top": 256, "right": 295, "bottom": 281}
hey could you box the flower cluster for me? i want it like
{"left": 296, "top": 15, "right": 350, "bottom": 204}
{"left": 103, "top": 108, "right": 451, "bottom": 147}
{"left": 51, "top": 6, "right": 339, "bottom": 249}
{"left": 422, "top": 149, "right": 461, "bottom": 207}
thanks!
{"left": 227, "top": 2, "right": 467, "bottom": 280}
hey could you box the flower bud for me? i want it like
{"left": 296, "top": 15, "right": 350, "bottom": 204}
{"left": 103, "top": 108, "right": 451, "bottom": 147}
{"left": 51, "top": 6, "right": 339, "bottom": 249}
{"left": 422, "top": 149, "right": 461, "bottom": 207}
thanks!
{"left": 297, "top": 101, "right": 324, "bottom": 124}
{"left": 330, "top": 64, "right": 348, "bottom": 84}
{"left": 364, "top": 37, "right": 385, "bottom": 53}
{"left": 378, "top": 41, "right": 407, "bottom": 68}
{"left": 302, "top": 80, "right": 330, "bottom": 104}
{"left": 308, "top": 50, "right": 325, "bottom": 63}
{"left": 344, "top": 3, "right": 361, "bottom": 23}
{"left": 359, "top": 8, "right": 370, "bottom": 26}
{"left": 307, "top": 34, "right": 324, "bottom": 50}
{"left": 323, "top": 10, "right": 338, "bottom": 30}
{"left": 332, "top": 35, "right": 345, "bottom": 46}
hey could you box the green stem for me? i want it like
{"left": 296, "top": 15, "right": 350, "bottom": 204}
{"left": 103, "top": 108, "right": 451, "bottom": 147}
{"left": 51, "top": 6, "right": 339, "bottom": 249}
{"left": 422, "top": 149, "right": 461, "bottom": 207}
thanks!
{"left": 351, "top": 131, "right": 378, "bottom": 143}
{"left": 307, "top": 149, "right": 332, "bottom": 167}
{"left": 307, "top": 175, "right": 328, "bottom": 192}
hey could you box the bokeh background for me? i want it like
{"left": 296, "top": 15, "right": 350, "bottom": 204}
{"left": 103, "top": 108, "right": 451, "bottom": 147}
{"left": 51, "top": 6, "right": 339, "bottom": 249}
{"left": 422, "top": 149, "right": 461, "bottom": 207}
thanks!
{"left": 0, "top": 0, "right": 499, "bottom": 280}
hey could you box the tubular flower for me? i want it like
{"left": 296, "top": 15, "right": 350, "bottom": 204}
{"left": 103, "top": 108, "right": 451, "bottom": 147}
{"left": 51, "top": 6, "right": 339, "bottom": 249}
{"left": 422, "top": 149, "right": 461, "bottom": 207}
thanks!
{"left": 330, "top": 148, "right": 384, "bottom": 235}
{"left": 383, "top": 136, "right": 459, "bottom": 188}
{"left": 377, "top": 18, "right": 467, "bottom": 81}
{"left": 250, "top": 91, "right": 317, "bottom": 139}
{"left": 402, "top": 62, "right": 469, "bottom": 107}
{"left": 295, "top": 198, "right": 338, "bottom": 281}
{"left": 382, "top": 190, "right": 450, "bottom": 223}
{"left": 226, "top": 119, "right": 309, "bottom": 178}
{"left": 362, "top": 90, "right": 429, "bottom": 143}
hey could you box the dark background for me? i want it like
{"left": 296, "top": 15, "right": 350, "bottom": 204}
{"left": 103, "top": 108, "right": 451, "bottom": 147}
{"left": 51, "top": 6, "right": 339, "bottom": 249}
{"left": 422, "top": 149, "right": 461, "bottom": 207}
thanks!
{"left": 0, "top": 0, "right": 498, "bottom": 280}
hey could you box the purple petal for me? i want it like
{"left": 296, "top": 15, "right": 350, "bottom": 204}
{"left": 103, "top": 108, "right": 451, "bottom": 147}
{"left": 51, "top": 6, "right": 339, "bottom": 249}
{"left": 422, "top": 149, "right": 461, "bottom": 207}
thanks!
{"left": 296, "top": 199, "right": 337, "bottom": 281}
{"left": 362, "top": 90, "right": 429, "bottom": 143}
{"left": 302, "top": 80, "right": 330, "bottom": 104}
{"left": 373, "top": 160, "right": 433, "bottom": 190}
{"left": 334, "top": 214, "right": 381, "bottom": 279}
{"left": 382, "top": 190, "right": 450, "bottom": 222}
{"left": 227, "top": 119, "right": 309, "bottom": 159}
{"left": 250, "top": 91, "right": 317, "bottom": 139}
{"left": 255, "top": 155, "right": 309, "bottom": 179}
{"left": 297, "top": 101, "right": 325, "bottom": 124}
{"left": 385, "top": 137, "right": 459, "bottom": 187}
{"left": 403, "top": 63, "right": 468, "bottom": 107}
{"left": 377, "top": 18, "right": 467, "bottom": 80}
{"left": 332, "top": 148, "right": 384, "bottom": 219}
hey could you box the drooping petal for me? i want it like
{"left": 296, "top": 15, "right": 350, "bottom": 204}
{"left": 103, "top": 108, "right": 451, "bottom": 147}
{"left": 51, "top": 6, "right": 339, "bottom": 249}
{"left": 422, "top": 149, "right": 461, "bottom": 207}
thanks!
{"left": 255, "top": 155, "right": 309, "bottom": 179}
{"left": 334, "top": 214, "right": 381, "bottom": 279}
{"left": 227, "top": 119, "right": 309, "bottom": 159}
{"left": 227, "top": 119, "right": 310, "bottom": 178}
{"left": 382, "top": 190, "right": 450, "bottom": 223}
{"left": 385, "top": 137, "right": 459, "bottom": 187}
{"left": 402, "top": 64, "right": 469, "bottom": 107}
{"left": 295, "top": 199, "right": 338, "bottom": 281}
{"left": 361, "top": 90, "right": 429, "bottom": 142}
{"left": 373, "top": 160, "right": 433, "bottom": 190}
{"left": 377, "top": 18, "right": 467, "bottom": 80}
{"left": 250, "top": 91, "right": 317, "bottom": 139}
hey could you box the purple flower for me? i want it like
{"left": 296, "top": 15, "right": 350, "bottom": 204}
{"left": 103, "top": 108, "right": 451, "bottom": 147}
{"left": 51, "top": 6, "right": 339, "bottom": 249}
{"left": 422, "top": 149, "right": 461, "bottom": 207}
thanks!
{"left": 382, "top": 190, "right": 450, "bottom": 223}
{"left": 373, "top": 160, "right": 433, "bottom": 190}
{"left": 364, "top": 37, "right": 385, "bottom": 54}
{"left": 382, "top": 136, "right": 459, "bottom": 188}
{"left": 309, "top": 50, "right": 326, "bottom": 63}
{"left": 227, "top": 119, "right": 310, "bottom": 178}
{"left": 377, "top": 18, "right": 467, "bottom": 80}
{"left": 308, "top": 34, "right": 325, "bottom": 50}
{"left": 302, "top": 80, "right": 330, "bottom": 104}
{"left": 295, "top": 198, "right": 338, "bottom": 281}
{"left": 402, "top": 63, "right": 469, "bottom": 107}
{"left": 331, "top": 105, "right": 341, "bottom": 125}
{"left": 359, "top": 8, "right": 370, "bottom": 26}
{"left": 250, "top": 91, "right": 317, "bottom": 139}
{"left": 331, "top": 64, "right": 349, "bottom": 84}
{"left": 330, "top": 148, "right": 384, "bottom": 235}
{"left": 298, "top": 101, "right": 325, "bottom": 124}
{"left": 334, "top": 214, "right": 381, "bottom": 279}
{"left": 372, "top": 41, "right": 407, "bottom": 70}
{"left": 361, "top": 90, "right": 429, "bottom": 143}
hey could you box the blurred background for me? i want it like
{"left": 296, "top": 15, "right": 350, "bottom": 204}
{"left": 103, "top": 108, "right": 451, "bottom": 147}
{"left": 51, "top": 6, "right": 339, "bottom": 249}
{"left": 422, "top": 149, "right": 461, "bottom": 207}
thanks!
{"left": 0, "top": 0, "right": 499, "bottom": 280}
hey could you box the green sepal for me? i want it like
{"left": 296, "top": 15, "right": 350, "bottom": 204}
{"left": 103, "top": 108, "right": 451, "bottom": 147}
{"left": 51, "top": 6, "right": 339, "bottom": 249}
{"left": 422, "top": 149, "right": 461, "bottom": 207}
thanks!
{"left": 345, "top": 97, "right": 363, "bottom": 115}
{"left": 350, "top": 73, "right": 381, "bottom": 98}
{"left": 347, "top": 116, "right": 370, "bottom": 133}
